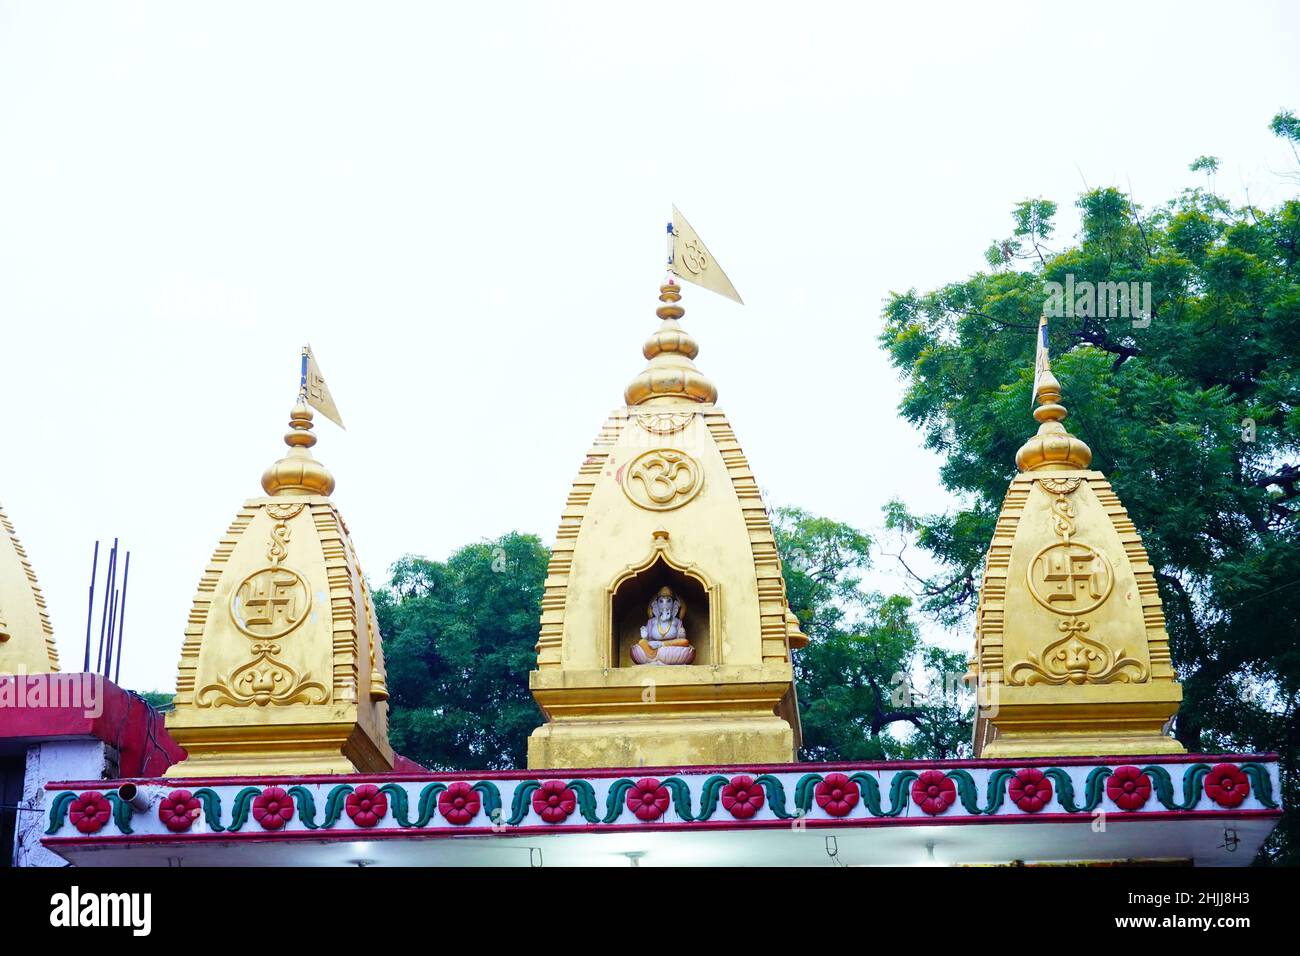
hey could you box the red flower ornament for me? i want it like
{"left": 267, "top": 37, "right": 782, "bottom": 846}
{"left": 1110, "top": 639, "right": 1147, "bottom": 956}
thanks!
{"left": 1204, "top": 764, "right": 1250, "bottom": 809}
{"left": 814, "top": 773, "right": 860, "bottom": 817}
{"left": 438, "top": 781, "right": 481, "bottom": 825}
{"left": 721, "top": 775, "right": 766, "bottom": 820}
{"left": 1106, "top": 766, "right": 1151, "bottom": 811}
{"left": 158, "top": 789, "right": 202, "bottom": 833}
{"left": 627, "top": 778, "right": 671, "bottom": 821}
{"left": 532, "top": 780, "right": 577, "bottom": 824}
{"left": 912, "top": 771, "right": 957, "bottom": 816}
{"left": 68, "top": 791, "right": 113, "bottom": 834}
{"left": 345, "top": 784, "right": 388, "bottom": 828}
{"left": 252, "top": 786, "right": 295, "bottom": 830}
{"left": 1008, "top": 768, "right": 1053, "bottom": 813}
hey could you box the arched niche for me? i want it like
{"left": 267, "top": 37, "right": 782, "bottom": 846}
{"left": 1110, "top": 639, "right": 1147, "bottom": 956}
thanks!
{"left": 605, "top": 536, "right": 719, "bottom": 669}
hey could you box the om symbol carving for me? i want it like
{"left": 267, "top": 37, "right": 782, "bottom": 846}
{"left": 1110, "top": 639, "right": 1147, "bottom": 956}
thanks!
{"left": 622, "top": 448, "right": 703, "bottom": 512}
{"left": 230, "top": 567, "right": 311, "bottom": 639}
{"left": 680, "top": 238, "right": 708, "bottom": 276}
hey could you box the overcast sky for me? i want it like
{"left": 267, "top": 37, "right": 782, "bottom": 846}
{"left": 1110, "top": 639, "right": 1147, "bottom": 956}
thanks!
{"left": 2, "top": 1, "right": 1297, "bottom": 692}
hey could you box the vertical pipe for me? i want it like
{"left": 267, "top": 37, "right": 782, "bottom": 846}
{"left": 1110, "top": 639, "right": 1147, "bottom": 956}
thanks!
{"left": 95, "top": 539, "right": 118, "bottom": 673}
{"left": 113, "top": 552, "right": 131, "bottom": 685}
{"left": 82, "top": 541, "right": 99, "bottom": 672}
{"left": 104, "top": 589, "right": 118, "bottom": 681}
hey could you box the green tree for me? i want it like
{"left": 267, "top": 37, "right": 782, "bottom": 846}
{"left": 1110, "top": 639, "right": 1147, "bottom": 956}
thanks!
{"left": 878, "top": 112, "right": 1300, "bottom": 862}
{"left": 374, "top": 532, "right": 548, "bottom": 770}
{"left": 774, "top": 507, "right": 972, "bottom": 761}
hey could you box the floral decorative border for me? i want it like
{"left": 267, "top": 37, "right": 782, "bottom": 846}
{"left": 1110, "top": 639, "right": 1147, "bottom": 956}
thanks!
{"left": 43, "top": 759, "right": 1280, "bottom": 841}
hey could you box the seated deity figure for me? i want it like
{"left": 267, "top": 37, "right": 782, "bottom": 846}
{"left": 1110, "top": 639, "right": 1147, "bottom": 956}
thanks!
{"left": 630, "top": 586, "right": 695, "bottom": 665}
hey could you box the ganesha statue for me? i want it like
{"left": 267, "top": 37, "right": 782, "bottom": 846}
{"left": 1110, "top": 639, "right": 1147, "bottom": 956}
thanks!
{"left": 631, "top": 586, "right": 696, "bottom": 665}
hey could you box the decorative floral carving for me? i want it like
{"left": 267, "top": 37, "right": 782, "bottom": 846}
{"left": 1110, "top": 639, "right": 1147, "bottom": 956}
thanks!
{"left": 1106, "top": 766, "right": 1152, "bottom": 811}
{"left": 345, "top": 784, "right": 388, "bottom": 828}
{"left": 626, "top": 778, "right": 671, "bottom": 821}
{"left": 1008, "top": 768, "right": 1053, "bottom": 813}
{"left": 1204, "top": 764, "right": 1250, "bottom": 808}
{"left": 252, "top": 787, "right": 295, "bottom": 830}
{"left": 1038, "top": 476, "right": 1084, "bottom": 497}
{"left": 633, "top": 411, "right": 696, "bottom": 435}
{"left": 815, "top": 773, "right": 860, "bottom": 817}
{"left": 721, "top": 775, "right": 765, "bottom": 819}
{"left": 196, "top": 641, "right": 328, "bottom": 707}
{"left": 438, "top": 782, "right": 481, "bottom": 825}
{"left": 39, "top": 760, "right": 1279, "bottom": 839}
{"left": 912, "top": 771, "right": 957, "bottom": 815}
{"left": 621, "top": 448, "right": 703, "bottom": 512}
{"left": 532, "top": 780, "right": 577, "bottom": 824}
{"left": 1009, "top": 616, "right": 1147, "bottom": 686}
{"left": 159, "top": 790, "right": 202, "bottom": 832}
{"left": 68, "top": 791, "right": 112, "bottom": 834}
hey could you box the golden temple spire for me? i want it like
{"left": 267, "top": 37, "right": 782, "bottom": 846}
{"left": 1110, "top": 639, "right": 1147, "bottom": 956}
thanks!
{"left": 261, "top": 404, "right": 336, "bottom": 497}
{"left": 0, "top": 502, "right": 58, "bottom": 674}
{"left": 531, "top": 270, "right": 805, "bottom": 769}
{"left": 1014, "top": 316, "right": 1092, "bottom": 471}
{"left": 624, "top": 281, "right": 719, "bottom": 405}
{"left": 166, "top": 382, "right": 390, "bottom": 776}
{"left": 969, "top": 314, "right": 1182, "bottom": 758}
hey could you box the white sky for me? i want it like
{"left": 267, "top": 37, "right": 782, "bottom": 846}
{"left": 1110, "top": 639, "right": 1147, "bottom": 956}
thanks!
{"left": 2, "top": 1, "right": 1297, "bottom": 692}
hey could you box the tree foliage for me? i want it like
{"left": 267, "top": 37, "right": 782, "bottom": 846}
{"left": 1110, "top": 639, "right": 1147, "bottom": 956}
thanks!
{"left": 374, "top": 532, "right": 548, "bottom": 771}
{"left": 774, "top": 507, "right": 971, "bottom": 762}
{"left": 878, "top": 112, "right": 1300, "bottom": 862}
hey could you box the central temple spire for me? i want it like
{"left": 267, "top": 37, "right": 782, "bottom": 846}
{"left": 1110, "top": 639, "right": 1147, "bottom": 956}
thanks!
{"left": 530, "top": 274, "right": 805, "bottom": 769}
{"left": 624, "top": 281, "right": 719, "bottom": 405}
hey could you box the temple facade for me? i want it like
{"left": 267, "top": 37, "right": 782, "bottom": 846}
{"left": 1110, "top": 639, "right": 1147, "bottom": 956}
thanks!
{"left": 527, "top": 282, "right": 806, "bottom": 769}
{"left": 2, "top": 286, "right": 1285, "bottom": 867}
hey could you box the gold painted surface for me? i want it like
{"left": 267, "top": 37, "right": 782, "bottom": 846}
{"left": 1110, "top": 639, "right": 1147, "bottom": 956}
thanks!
{"left": 529, "top": 284, "right": 804, "bottom": 768}
{"left": 0, "top": 502, "right": 58, "bottom": 674}
{"left": 624, "top": 284, "right": 719, "bottom": 405}
{"left": 971, "top": 341, "right": 1182, "bottom": 758}
{"left": 166, "top": 405, "right": 392, "bottom": 776}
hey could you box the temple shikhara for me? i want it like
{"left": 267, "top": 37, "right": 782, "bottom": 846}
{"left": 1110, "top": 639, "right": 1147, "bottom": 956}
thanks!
{"left": 0, "top": 218, "right": 1282, "bottom": 867}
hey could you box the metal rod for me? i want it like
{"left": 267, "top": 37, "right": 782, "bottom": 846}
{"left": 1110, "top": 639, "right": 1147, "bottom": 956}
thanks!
{"left": 95, "top": 539, "right": 118, "bottom": 674}
{"left": 103, "top": 588, "right": 118, "bottom": 680}
{"left": 113, "top": 552, "right": 130, "bottom": 685}
{"left": 82, "top": 541, "right": 99, "bottom": 672}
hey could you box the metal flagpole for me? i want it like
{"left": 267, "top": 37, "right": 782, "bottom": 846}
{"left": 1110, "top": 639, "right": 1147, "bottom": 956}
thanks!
{"left": 113, "top": 552, "right": 131, "bottom": 685}
{"left": 95, "top": 539, "right": 117, "bottom": 673}
{"left": 82, "top": 541, "right": 99, "bottom": 671}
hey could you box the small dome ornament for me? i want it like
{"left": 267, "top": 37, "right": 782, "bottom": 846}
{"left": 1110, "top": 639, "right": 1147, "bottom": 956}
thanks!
{"left": 1014, "top": 335, "right": 1092, "bottom": 472}
{"left": 624, "top": 282, "right": 718, "bottom": 406}
{"left": 261, "top": 404, "right": 336, "bottom": 497}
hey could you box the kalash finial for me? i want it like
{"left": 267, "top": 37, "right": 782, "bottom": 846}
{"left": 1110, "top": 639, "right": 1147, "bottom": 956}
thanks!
{"left": 623, "top": 280, "right": 719, "bottom": 405}
{"left": 261, "top": 403, "right": 336, "bottom": 496}
{"left": 1015, "top": 314, "right": 1092, "bottom": 471}
{"left": 261, "top": 346, "right": 344, "bottom": 496}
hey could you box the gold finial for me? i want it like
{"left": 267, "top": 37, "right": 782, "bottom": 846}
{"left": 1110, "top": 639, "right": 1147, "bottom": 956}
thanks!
{"left": 624, "top": 282, "right": 718, "bottom": 405}
{"left": 261, "top": 404, "right": 336, "bottom": 497}
{"left": 1015, "top": 323, "right": 1092, "bottom": 471}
